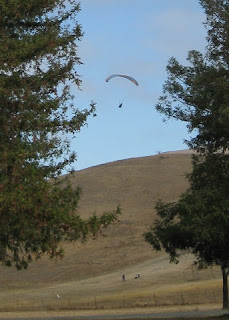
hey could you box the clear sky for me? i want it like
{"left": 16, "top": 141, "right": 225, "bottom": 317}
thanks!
{"left": 70, "top": 0, "right": 207, "bottom": 171}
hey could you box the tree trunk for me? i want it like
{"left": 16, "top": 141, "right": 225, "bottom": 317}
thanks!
{"left": 222, "top": 266, "right": 229, "bottom": 309}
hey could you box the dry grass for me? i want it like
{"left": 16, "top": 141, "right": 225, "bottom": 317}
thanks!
{"left": 0, "top": 151, "right": 223, "bottom": 312}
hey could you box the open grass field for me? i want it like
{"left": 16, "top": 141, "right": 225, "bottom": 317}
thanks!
{"left": 0, "top": 150, "right": 224, "bottom": 314}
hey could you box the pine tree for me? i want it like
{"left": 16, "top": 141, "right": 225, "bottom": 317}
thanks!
{"left": 0, "top": 0, "right": 120, "bottom": 269}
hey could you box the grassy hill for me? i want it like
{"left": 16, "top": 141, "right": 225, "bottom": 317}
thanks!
{"left": 0, "top": 151, "right": 222, "bottom": 311}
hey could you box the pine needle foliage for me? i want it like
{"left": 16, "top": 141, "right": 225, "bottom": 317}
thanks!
{"left": 0, "top": 0, "right": 120, "bottom": 270}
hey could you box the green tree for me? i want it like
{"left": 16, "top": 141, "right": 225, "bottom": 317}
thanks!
{"left": 155, "top": 1, "right": 229, "bottom": 152}
{"left": 145, "top": 153, "right": 229, "bottom": 308}
{"left": 0, "top": 0, "right": 120, "bottom": 270}
{"left": 200, "top": 0, "right": 229, "bottom": 65}
{"left": 145, "top": 0, "right": 229, "bottom": 309}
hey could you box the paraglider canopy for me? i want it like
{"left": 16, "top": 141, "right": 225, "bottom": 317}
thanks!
{"left": 106, "top": 74, "right": 139, "bottom": 86}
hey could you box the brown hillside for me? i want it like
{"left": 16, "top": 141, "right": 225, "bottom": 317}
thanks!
{"left": 0, "top": 151, "right": 193, "bottom": 287}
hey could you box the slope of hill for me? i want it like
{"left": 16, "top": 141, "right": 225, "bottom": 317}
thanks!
{"left": 0, "top": 151, "right": 222, "bottom": 311}
{"left": 0, "top": 151, "right": 192, "bottom": 284}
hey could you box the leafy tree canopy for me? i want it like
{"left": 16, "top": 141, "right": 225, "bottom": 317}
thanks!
{"left": 145, "top": 153, "right": 229, "bottom": 267}
{"left": 156, "top": 0, "right": 229, "bottom": 153}
{"left": 145, "top": 0, "right": 229, "bottom": 309}
{"left": 200, "top": 0, "right": 229, "bottom": 64}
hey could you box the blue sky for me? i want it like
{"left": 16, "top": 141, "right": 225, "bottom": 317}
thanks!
{"left": 70, "top": 0, "right": 207, "bottom": 171}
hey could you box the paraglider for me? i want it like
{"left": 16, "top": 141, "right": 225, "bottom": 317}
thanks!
{"left": 106, "top": 74, "right": 138, "bottom": 86}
